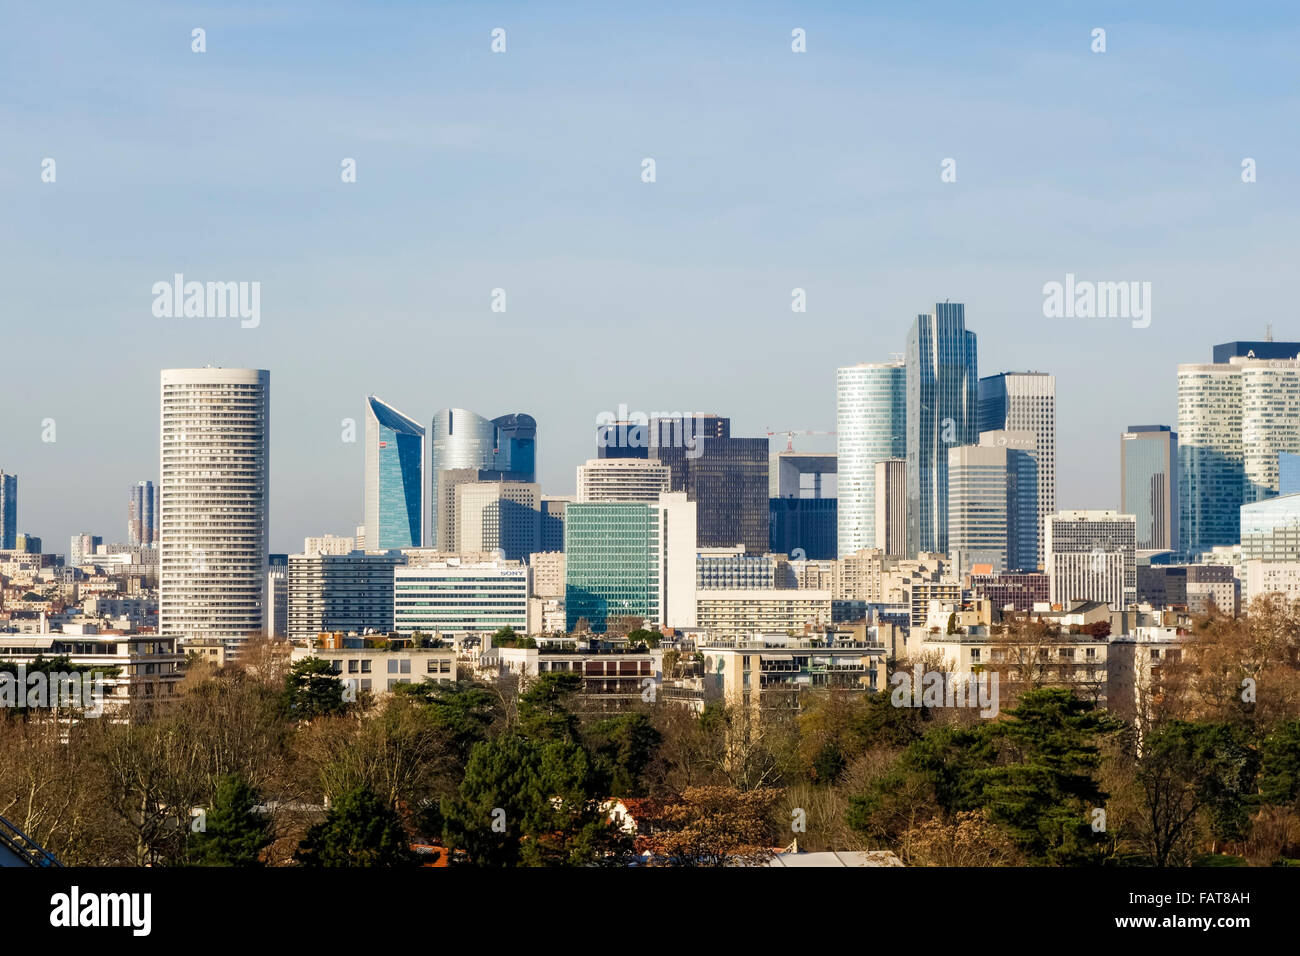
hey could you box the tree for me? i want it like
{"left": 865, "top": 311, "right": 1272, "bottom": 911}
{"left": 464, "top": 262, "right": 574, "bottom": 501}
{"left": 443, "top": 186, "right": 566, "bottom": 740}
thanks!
{"left": 294, "top": 787, "right": 414, "bottom": 867}
{"left": 189, "top": 774, "right": 272, "bottom": 866}
{"left": 517, "top": 672, "right": 584, "bottom": 742}
{"left": 640, "top": 786, "right": 782, "bottom": 866}
{"left": 282, "top": 657, "right": 348, "bottom": 720}
{"left": 977, "top": 688, "right": 1124, "bottom": 865}
{"left": 585, "top": 712, "right": 662, "bottom": 796}
{"left": 441, "top": 733, "right": 631, "bottom": 867}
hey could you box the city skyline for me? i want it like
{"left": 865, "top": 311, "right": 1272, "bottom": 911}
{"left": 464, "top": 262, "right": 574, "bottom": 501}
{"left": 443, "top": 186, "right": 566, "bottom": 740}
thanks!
{"left": 4, "top": 3, "right": 1298, "bottom": 554}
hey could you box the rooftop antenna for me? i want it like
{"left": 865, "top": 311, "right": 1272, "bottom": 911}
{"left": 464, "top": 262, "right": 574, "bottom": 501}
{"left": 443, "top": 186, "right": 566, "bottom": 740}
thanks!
{"left": 1266, "top": 323, "right": 1274, "bottom": 342}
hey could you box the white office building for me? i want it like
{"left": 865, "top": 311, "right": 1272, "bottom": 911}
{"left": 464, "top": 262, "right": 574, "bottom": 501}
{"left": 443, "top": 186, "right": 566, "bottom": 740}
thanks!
{"left": 1046, "top": 510, "right": 1137, "bottom": 611}
{"left": 837, "top": 361, "right": 906, "bottom": 558}
{"left": 576, "top": 458, "right": 671, "bottom": 503}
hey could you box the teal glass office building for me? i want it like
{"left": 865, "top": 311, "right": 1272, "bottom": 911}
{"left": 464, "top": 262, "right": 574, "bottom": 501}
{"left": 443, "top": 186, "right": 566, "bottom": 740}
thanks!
{"left": 565, "top": 502, "right": 660, "bottom": 632}
{"left": 364, "top": 396, "right": 425, "bottom": 550}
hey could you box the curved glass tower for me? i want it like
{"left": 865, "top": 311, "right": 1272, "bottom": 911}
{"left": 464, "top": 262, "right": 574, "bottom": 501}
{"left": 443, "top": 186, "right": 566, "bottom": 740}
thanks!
{"left": 836, "top": 362, "right": 906, "bottom": 557}
{"left": 364, "top": 396, "right": 425, "bottom": 550}
{"left": 429, "top": 409, "right": 537, "bottom": 550}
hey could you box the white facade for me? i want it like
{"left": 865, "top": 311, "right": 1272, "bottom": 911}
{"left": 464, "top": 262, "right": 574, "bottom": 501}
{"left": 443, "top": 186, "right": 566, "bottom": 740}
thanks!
{"left": 1046, "top": 510, "right": 1137, "bottom": 611}
{"left": 303, "top": 535, "right": 356, "bottom": 555}
{"left": 158, "top": 368, "right": 269, "bottom": 655}
{"left": 659, "top": 491, "right": 698, "bottom": 629}
{"left": 393, "top": 558, "right": 531, "bottom": 636}
{"left": 981, "top": 372, "right": 1055, "bottom": 567}
{"left": 1243, "top": 559, "right": 1300, "bottom": 607}
{"left": 576, "top": 458, "right": 671, "bottom": 503}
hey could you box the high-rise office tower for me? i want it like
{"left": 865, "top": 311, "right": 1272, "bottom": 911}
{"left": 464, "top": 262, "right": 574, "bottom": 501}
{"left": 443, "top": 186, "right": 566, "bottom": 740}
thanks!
{"left": 651, "top": 415, "right": 769, "bottom": 553}
{"left": 907, "top": 304, "right": 979, "bottom": 556}
{"left": 577, "top": 458, "right": 671, "bottom": 503}
{"left": 1045, "top": 510, "right": 1137, "bottom": 611}
{"left": 454, "top": 480, "right": 540, "bottom": 561}
{"left": 539, "top": 495, "right": 571, "bottom": 553}
{"left": 1178, "top": 346, "right": 1300, "bottom": 554}
{"left": 768, "top": 450, "right": 838, "bottom": 560}
{"left": 0, "top": 471, "right": 15, "bottom": 550}
{"left": 564, "top": 492, "right": 696, "bottom": 632}
{"left": 946, "top": 431, "right": 1038, "bottom": 574}
{"left": 978, "top": 371, "right": 1055, "bottom": 568}
{"left": 128, "top": 480, "right": 159, "bottom": 547}
{"left": 428, "top": 408, "right": 536, "bottom": 550}
{"left": 837, "top": 362, "right": 906, "bottom": 558}
{"left": 159, "top": 368, "right": 270, "bottom": 654}
{"left": 1120, "top": 425, "right": 1178, "bottom": 552}
{"left": 363, "top": 396, "right": 425, "bottom": 550}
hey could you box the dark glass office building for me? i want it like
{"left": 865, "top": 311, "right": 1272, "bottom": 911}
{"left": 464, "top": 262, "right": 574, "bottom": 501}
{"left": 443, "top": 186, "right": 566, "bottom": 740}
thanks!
{"left": 907, "top": 303, "right": 979, "bottom": 555}
{"left": 769, "top": 497, "right": 837, "bottom": 559}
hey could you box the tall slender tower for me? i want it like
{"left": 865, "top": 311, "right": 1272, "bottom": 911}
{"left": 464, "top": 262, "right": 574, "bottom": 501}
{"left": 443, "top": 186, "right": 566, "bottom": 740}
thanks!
{"left": 906, "top": 303, "right": 978, "bottom": 556}
{"left": 836, "top": 362, "right": 906, "bottom": 557}
{"left": 363, "top": 396, "right": 425, "bottom": 550}
{"left": 159, "top": 368, "right": 270, "bottom": 655}
{"left": 128, "top": 480, "right": 159, "bottom": 547}
{"left": 0, "top": 471, "right": 15, "bottom": 550}
{"left": 978, "top": 371, "right": 1056, "bottom": 567}
{"left": 1120, "top": 425, "right": 1178, "bottom": 551}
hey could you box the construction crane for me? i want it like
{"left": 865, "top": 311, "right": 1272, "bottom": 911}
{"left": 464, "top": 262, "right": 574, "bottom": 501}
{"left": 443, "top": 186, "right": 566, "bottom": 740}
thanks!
{"left": 765, "top": 428, "right": 836, "bottom": 453}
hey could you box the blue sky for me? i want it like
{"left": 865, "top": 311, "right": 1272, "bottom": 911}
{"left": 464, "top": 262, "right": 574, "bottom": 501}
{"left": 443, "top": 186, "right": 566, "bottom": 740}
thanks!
{"left": 2, "top": 1, "right": 1297, "bottom": 552}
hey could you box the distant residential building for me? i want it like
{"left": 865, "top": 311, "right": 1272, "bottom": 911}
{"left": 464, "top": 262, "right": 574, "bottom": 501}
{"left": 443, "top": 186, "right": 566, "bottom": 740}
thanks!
{"left": 1121, "top": 425, "right": 1178, "bottom": 552}
{"left": 159, "top": 368, "right": 270, "bottom": 656}
{"left": 1046, "top": 511, "right": 1137, "bottom": 611}
{"left": 695, "top": 590, "right": 832, "bottom": 639}
{"left": 14, "top": 534, "right": 41, "bottom": 554}
{"left": 0, "top": 633, "right": 183, "bottom": 713}
{"left": 128, "top": 480, "right": 158, "bottom": 547}
{"left": 968, "top": 572, "right": 1050, "bottom": 615}
{"left": 287, "top": 551, "right": 404, "bottom": 641}
{"left": 291, "top": 642, "right": 457, "bottom": 699}
{"left": 697, "top": 549, "right": 790, "bottom": 590}
{"left": 837, "top": 362, "right": 906, "bottom": 558}
{"left": 303, "top": 534, "right": 356, "bottom": 555}
{"left": 488, "top": 645, "right": 657, "bottom": 706}
{"left": 978, "top": 372, "right": 1055, "bottom": 567}
{"left": 68, "top": 534, "right": 103, "bottom": 567}
{"left": 1137, "top": 563, "right": 1239, "bottom": 615}
{"left": 697, "top": 633, "right": 884, "bottom": 712}
{"left": 529, "top": 551, "right": 566, "bottom": 598}
{"left": 1244, "top": 560, "right": 1300, "bottom": 607}
{"left": 576, "top": 458, "right": 671, "bottom": 503}
{"left": 267, "top": 565, "right": 288, "bottom": 638}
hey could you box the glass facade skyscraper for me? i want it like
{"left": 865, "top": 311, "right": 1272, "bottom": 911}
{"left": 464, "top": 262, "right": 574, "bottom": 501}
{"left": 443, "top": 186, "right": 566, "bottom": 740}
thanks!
{"left": 836, "top": 362, "right": 906, "bottom": 558}
{"left": 1120, "top": 425, "right": 1178, "bottom": 551}
{"left": 364, "top": 396, "right": 425, "bottom": 550}
{"left": 0, "top": 471, "right": 15, "bottom": 551}
{"left": 906, "top": 303, "right": 978, "bottom": 556}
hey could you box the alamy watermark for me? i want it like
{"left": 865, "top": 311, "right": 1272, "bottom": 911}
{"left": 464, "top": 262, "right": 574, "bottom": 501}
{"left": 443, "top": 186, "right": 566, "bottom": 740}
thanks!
{"left": 595, "top": 406, "right": 706, "bottom": 459}
{"left": 890, "top": 667, "right": 1000, "bottom": 717}
{"left": 1042, "top": 273, "right": 1150, "bottom": 329}
{"left": 0, "top": 665, "right": 108, "bottom": 717}
{"left": 151, "top": 274, "right": 260, "bottom": 328}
